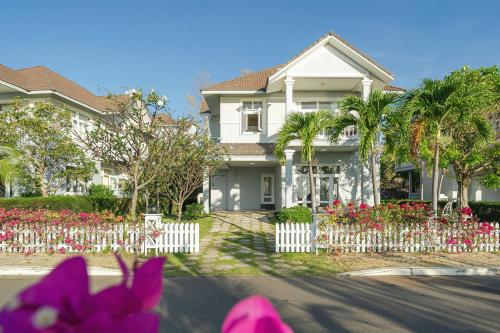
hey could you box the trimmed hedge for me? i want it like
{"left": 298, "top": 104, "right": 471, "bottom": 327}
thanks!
{"left": 275, "top": 206, "right": 312, "bottom": 223}
{"left": 0, "top": 196, "right": 94, "bottom": 212}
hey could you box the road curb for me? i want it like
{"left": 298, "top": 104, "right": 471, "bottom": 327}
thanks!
{"left": 0, "top": 266, "right": 121, "bottom": 276}
{"left": 341, "top": 266, "right": 500, "bottom": 276}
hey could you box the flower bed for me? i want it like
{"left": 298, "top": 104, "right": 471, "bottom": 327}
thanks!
{"left": 0, "top": 209, "right": 142, "bottom": 254}
{"left": 316, "top": 201, "right": 498, "bottom": 252}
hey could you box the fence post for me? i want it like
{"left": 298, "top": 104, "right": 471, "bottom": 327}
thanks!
{"left": 143, "top": 213, "right": 163, "bottom": 256}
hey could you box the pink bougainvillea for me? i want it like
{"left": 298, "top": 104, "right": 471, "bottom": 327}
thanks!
{"left": 0, "top": 255, "right": 293, "bottom": 333}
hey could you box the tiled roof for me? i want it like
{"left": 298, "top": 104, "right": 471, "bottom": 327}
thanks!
{"left": 383, "top": 85, "right": 406, "bottom": 92}
{"left": 222, "top": 143, "right": 275, "bottom": 155}
{"left": 0, "top": 64, "right": 124, "bottom": 112}
{"left": 203, "top": 65, "right": 282, "bottom": 92}
{"left": 157, "top": 113, "right": 176, "bottom": 125}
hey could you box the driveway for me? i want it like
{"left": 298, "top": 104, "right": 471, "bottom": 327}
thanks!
{"left": 178, "top": 211, "right": 291, "bottom": 275}
{"left": 0, "top": 275, "right": 499, "bottom": 332}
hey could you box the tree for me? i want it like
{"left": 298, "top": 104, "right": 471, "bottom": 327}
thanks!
{"left": 186, "top": 71, "right": 211, "bottom": 119}
{"left": 0, "top": 146, "right": 20, "bottom": 195}
{"left": 79, "top": 89, "right": 168, "bottom": 216}
{"left": 401, "top": 76, "right": 482, "bottom": 212}
{"left": 442, "top": 66, "right": 500, "bottom": 208}
{"left": 156, "top": 119, "right": 226, "bottom": 221}
{"left": 0, "top": 100, "right": 95, "bottom": 197}
{"left": 275, "top": 110, "right": 334, "bottom": 213}
{"left": 328, "top": 91, "right": 400, "bottom": 206}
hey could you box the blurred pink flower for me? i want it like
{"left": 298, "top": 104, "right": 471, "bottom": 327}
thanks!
{"left": 222, "top": 295, "right": 293, "bottom": 333}
{"left": 0, "top": 255, "right": 165, "bottom": 333}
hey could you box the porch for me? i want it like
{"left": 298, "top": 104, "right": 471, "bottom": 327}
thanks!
{"left": 204, "top": 148, "right": 373, "bottom": 212}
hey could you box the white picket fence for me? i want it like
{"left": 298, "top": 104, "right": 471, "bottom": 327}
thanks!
{"left": 0, "top": 221, "right": 200, "bottom": 254}
{"left": 276, "top": 222, "right": 500, "bottom": 253}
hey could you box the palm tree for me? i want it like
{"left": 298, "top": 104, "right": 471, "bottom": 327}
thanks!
{"left": 402, "top": 77, "right": 481, "bottom": 212}
{"left": 327, "top": 90, "right": 400, "bottom": 206}
{"left": 0, "top": 146, "right": 20, "bottom": 195}
{"left": 275, "top": 110, "right": 334, "bottom": 213}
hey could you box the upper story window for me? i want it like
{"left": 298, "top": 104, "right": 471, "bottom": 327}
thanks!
{"left": 298, "top": 101, "right": 338, "bottom": 113}
{"left": 242, "top": 101, "right": 263, "bottom": 133}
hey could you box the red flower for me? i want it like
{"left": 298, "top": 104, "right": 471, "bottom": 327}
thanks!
{"left": 332, "top": 199, "right": 342, "bottom": 206}
{"left": 359, "top": 203, "right": 369, "bottom": 210}
{"left": 460, "top": 207, "right": 473, "bottom": 216}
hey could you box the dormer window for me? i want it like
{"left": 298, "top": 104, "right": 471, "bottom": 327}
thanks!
{"left": 242, "top": 101, "right": 263, "bottom": 133}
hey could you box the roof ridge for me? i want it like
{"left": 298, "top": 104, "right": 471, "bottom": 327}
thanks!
{"left": 203, "top": 64, "right": 283, "bottom": 91}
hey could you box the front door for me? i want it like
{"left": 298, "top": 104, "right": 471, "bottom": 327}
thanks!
{"left": 261, "top": 174, "right": 274, "bottom": 204}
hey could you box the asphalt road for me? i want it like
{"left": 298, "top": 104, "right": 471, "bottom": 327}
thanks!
{"left": 0, "top": 275, "right": 499, "bottom": 332}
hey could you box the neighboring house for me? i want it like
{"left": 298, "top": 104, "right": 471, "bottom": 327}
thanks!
{"left": 0, "top": 64, "right": 128, "bottom": 197}
{"left": 395, "top": 163, "right": 499, "bottom": 203}
{"left": 200, "top": 32, "right": 404, "bottom": 212}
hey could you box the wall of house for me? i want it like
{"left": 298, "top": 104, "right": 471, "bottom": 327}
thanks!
{"left": 218, "top": 91, "right": 355, "bottom": 144}
{"left": 421, "top": 168, "right": 499, "bottom": 203}
{"left": 210, "top": 166, "right": 280, "bottom": 211}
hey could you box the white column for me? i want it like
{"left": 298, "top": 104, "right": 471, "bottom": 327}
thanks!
{"left": 280, "top": 165, "right": 286, "bottom": 209}
{"left": 284, "top": 149, "right": 295, "bottom": 207}
{"left": 202, "top": 170, "right": 210, "bottom": 213}
{"left": 361, "top": 78, "right": 373, "bottom": 101}
{"left": 284, "top": 77, "right": 295, "bottom": 115}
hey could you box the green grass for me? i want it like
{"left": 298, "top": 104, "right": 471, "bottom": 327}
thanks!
{"left": 162, "top": 215, "right": 214, "bottom": 239}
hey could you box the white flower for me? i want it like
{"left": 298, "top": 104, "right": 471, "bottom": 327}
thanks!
{"left": 32, "top": 306, "right": 58, "bottom": 329}
{"left": 162, "top": 95, "right": 168, "bottom": 103}
{"left": 28, "top": 103, "right": 35, "bottom": 109}
{"left": 157, "top": 99, "right": 164, "bottom": 107}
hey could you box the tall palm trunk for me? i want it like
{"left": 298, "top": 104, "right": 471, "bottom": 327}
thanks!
{"left": 370, "top": 144, "right": 380, "bottom": 206}
{"left": 431, "top": 129, "right": 441, "bottom": 213}
{"left": 308, "top": 159, "right": 317, "bottom": 214}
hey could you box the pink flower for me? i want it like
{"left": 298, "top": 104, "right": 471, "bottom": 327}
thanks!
{"left": 463, "top": 238, "right": 473, "bottom": 247}
{"left": 222, "top": 295, "right": 293, "bottom": 333}
{"left": 447, "top": 238, "right": 458, "bottom": 245}
{"left": 0, "top": 255, "right": 165, "bottom": 333}
{"left": 359, "top": 203, "right": 369, "bottom": 210}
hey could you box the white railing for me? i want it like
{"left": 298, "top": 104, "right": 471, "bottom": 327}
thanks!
{"left": 0, "top": 221, "right": 199, "bottom": 255}
{"left": 276, "top": 222, "right": 500, "bottom": 253}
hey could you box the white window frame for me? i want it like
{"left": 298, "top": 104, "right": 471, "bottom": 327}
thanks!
{"left": 241, "top": 100, "right": 263, "bottom": 133}
{"left": 261, "top": 173, "right": 274, "bottom": 204}
{"left": 297, "top": 101, "right": 339, "bottom": 113}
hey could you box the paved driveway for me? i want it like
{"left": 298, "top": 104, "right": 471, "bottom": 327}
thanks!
{"left": 179, "top": 211, "right": 292, "bottom": 275}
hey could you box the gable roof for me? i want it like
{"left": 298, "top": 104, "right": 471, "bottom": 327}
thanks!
{"left": 199, "top": 67, "right": 405, "bottom": 113}
{"left": 276, "top": 32, "right": 393, "bottom": 79}
{"left": 0, "top": 64, "right": 124, "bottom": 113}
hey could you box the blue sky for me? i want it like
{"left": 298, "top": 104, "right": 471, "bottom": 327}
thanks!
{"left": 1, "top": 0, "right": 499, "bottom": 115}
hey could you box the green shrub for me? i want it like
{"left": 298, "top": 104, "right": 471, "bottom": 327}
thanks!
{"left": 88, "top": 184, "right": 115, "bottom": 211}
{"left": 0, "top": 196, "right": 93, "bottom": 212}
{"left": 184, "top": 203, "right": 206, "bottom": 220}
{"left": 275, "top": 206, "right": 312, "bottom": 223}
{"left": 468, "top": 201, "right": 500, "bottom": 222}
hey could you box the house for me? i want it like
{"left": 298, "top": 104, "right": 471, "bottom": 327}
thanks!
{"left": 0, "top": 64, "right": 130, "bottom": 197}
{"left": 200, "top": 32, "right": 403, "bottom": 212}
{"left": 395, "top": 162, "right": 499, "bottom": 203}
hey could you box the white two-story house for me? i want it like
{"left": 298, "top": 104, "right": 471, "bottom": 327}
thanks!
{"left": 201, "top": 32, "right": 403, "bottom": 212}
{"left": 0, "top": 64, "right": 127, "bottom": 197}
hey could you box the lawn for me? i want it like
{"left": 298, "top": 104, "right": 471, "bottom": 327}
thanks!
{"left": 162, "top": 215, "right": 214, "bottom": 239}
